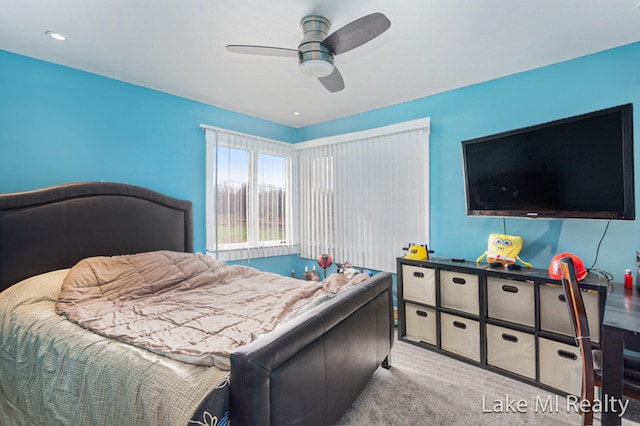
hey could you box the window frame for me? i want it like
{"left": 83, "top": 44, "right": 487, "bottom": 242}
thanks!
{"left": 203, "top": 126, "right": 296, "bottom": 261}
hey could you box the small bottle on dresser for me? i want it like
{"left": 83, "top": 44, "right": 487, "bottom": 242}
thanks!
{"left": 625, "top": 269, "right": 633, "bottom": 289}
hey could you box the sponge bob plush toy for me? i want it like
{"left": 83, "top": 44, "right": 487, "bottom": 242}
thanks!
{"left": 476, "top": 233, "right": 532, "bottom": 268}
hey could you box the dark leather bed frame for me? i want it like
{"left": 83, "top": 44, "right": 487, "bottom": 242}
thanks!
{"left": 0, "top": 181, "right": 193, "bottom": 290}
{"left": 0, "top": 182, "right": 393, "bottom": 425}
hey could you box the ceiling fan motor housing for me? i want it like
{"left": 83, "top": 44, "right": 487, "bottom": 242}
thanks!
{"left": 298, "top": 15, "right": 334, "bottom": 77}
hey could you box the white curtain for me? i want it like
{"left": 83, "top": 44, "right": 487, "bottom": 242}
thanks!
{"left": 295, "top": 119, "right": 430, "bottom": 272}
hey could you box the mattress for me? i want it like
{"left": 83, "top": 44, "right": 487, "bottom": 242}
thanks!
{"left": 0, "top": 269, "right": 230, "bottom": 426}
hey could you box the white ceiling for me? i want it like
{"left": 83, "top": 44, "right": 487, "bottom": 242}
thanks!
{"left": 1, "top": 0, "right": 640, "bottom": 128}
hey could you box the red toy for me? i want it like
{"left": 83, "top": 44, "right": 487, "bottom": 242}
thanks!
{"left": 317, "top": 254, "right": 333, "bottom": 279}
{"left": 548, "top": 252, "right": 588, "bottom": 281}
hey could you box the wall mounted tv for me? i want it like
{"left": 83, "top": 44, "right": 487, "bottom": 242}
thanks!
{"left": 462, "top": 103, "right": 635, "bottom": 220}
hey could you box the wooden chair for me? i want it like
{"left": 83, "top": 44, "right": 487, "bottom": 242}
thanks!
{"left": 560, "top": 257, "right": 595, "bottom": 425}
{"left": 559, "top": 257, "right": 640, "bottom": 426}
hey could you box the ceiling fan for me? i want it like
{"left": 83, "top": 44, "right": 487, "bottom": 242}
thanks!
{"left": 226, "top": 12, "right": 391, "bottom": 93}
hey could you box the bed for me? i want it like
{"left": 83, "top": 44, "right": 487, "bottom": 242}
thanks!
{"left": 0, "top": 182, "right": 394, "bottom": 426}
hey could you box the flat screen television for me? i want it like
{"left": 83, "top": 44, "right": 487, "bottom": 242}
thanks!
{"left": 462, "top": 103, "right": 635, "bottom": 220}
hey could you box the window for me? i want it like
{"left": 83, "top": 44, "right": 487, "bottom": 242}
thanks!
{"left": 203, "top": 127, "right": 295, "bottom": 261}
{"left": 295, "top": 118, "right": 430, "bottom": 272}
{"left": 203, "top": 118, "right": 429, "bottom": 271}
{"left": 215, "top": 146, "right": 248, "bottom": 248}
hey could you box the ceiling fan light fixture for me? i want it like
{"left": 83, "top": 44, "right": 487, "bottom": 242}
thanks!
{"left": 299, "top": 59, "right": 334, "bottom": 77}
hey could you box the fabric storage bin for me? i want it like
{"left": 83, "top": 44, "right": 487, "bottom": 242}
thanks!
{"left": 539, "top": 283, "right": 600, "bottom": 342}
{"left": 440, "top": 312, "right": 480, "bottom": 362}
{"left": 440, "top": 270, "right": 479, "bottom": 315}
{"left": 402, "top": 265, "right": 436, "bottom": 306}
{"left": 486, "top": 277, "right": 535, "bottom": 327}
{"left": 539, "top": 337, "right": 582, "bottom": 396}
{"left": 486, "top": 324, "right": 535, "bottom": 379}
{"left": 404, "top": 303, "right": 437, "bottom": 345}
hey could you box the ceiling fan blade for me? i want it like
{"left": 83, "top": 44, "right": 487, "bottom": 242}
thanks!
{"left": 321, "top": 12, "right": 391, "bottom": 55}
{"left": 226, "top": 45, "right": 299, "bottom": 57}
{"left": 318, "top": 67, "right": 345, "bottom": 93}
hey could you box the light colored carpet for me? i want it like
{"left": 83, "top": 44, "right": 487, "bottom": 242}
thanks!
{"left": 337, "top": 332, "right": 640, "bottom": 425}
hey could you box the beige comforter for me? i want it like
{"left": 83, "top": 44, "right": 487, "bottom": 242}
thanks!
{"left": 55, "top": 250, "right": 366, "bottom": 369}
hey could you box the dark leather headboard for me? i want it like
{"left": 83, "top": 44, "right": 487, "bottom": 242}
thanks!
{"left": 0, "top": 182, "right": 193, "bottom": 292}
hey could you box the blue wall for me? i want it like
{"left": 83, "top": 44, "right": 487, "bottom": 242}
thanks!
{"left": 299, "top": 42, "right": 640, "bottom": 282}
{"left": 0, "top": 50, "right": 296, "bottom": 253}
{"left": 1, "top": 42, "right": 639, "bottom": 282}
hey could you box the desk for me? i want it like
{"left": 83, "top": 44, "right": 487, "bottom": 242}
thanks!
{"left": 601, "top": 283, "right": 640, "bottom": 425}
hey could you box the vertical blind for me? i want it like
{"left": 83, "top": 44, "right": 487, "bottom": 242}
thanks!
{"left": 295, "top": 119, "right": 430, "bottom": 272}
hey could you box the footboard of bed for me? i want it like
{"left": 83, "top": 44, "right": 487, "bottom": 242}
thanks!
{"left": 229, "top": 272, "right": 393, "bottom": 426}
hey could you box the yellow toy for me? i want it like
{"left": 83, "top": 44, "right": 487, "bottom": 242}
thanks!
{"left": 476, "top": 233, "right": 532, "bottom": 268}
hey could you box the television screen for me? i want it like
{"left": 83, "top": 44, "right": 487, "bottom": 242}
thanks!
{"left": 462, "top": 104, "right": 635, "bottom": 220}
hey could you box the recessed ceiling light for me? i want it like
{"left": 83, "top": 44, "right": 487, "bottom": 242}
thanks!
{"left": 292, "top": 112, "right": 301, "bottom": 116}
{"left": 45, "top": 31, "right": 69, "bottom": 41}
